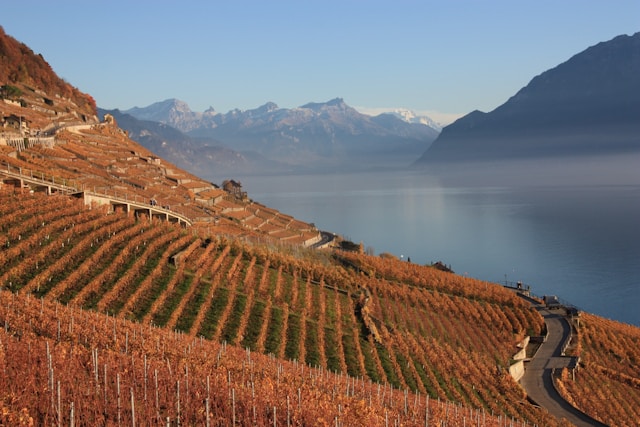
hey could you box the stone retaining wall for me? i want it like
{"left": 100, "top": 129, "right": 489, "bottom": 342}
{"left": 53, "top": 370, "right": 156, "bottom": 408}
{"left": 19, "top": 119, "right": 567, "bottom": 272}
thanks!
{"left": 509, "top": 336, "right": 531, "bottom": 382}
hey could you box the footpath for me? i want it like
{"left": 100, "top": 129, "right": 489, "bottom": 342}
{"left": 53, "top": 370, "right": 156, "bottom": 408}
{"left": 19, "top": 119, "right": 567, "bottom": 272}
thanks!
{"left": 520, "top": 300, "right": 608, "bottom": 427}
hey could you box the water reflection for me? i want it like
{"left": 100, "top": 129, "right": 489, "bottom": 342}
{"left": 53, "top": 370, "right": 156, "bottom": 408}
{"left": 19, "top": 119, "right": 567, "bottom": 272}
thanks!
{"left": 241, "top": 165, "right": 640, "bottom": 326}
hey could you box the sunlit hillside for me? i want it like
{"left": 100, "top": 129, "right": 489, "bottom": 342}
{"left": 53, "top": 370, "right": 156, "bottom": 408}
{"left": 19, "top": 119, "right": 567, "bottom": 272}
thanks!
{"left": 556, "top": 313, "right": 640, "bottom": 426}
{"left": 0, "top": 187, "right": 562, "bottom": 426}
{"left": 0, "top": 286, "right": 549, "bottom": 427}
{"left": 2, "top": 25, "right": 639, "bottom": 427}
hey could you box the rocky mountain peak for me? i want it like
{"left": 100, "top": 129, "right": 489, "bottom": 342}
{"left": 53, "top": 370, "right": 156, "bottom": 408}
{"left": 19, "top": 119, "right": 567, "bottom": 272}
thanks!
{"left": 300, "top": 97, "right": 349, "bottom": 111}
{"left": 255, "top": 102, "right": 279, "bottom": 114}
{"left": 126, "top": 98, "right": 194, "bottom": 122}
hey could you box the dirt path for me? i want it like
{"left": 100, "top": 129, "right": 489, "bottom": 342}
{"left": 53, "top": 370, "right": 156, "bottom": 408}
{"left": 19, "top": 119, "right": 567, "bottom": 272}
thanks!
{"left": 520, "top": 303, "right": 608, "bottom": 426}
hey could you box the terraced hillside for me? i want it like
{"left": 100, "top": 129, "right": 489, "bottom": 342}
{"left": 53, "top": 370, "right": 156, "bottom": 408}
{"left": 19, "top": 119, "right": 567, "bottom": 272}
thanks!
{"left": 2, "top": 39, "right": 320, "bottom": 246}
{"left": 555, "top": 313, "right": 640, "bottom": 426}
{"left": 1, "top": 120, "right": 321, "bottom": 245}
{"left": 0, "top": 187, "right": 567, "bottom": 426}
{"left": 2, "top": 288, "right": 544, "bottom": 426}
{"left": 3, "top": 27, "right": 639, "bottom": 426}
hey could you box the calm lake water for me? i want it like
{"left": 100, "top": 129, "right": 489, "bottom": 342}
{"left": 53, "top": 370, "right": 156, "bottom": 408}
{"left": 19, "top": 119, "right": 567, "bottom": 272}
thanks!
{"left": 240, "top": 167, "right": 640, "bottom": 326}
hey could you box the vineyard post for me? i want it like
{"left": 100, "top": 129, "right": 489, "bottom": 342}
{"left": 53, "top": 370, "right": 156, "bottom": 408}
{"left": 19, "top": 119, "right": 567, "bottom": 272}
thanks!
{"left": 404, "top": 388, "right": 408, "bottom": 415}
{"left": 93, "top": 348, "right": 99, "bottom": 394}
{"left": 130, "top": 388, "right": 136, "bottom": 427}
{"left": 252, "top": 381, "right": 256, "bottom": 423}
{"left": 286, "top": 395, "right": 290, "bottom": 427}
{"left": 117, "top": 373, "right": 121, "bottom": 427}
{"left": 176, "top": 379, "right": 181, "bottom": 427}
{"left": 154, "top": 369, "right": 160, "bottom": 422}
{"left": 56, "top": 380, "right": 61, "bottom": 427}
{"left": 185, "top": 365, "right": 189, "bottom": 396}
{"left": 143, "top": 355, "right": 147, "bottom": 402}
{"left": 232, "top": 388, "right": 236, "bottom": 426}
{"left": 425, "top": 395, "right": 429, "bottom": 427}
{"left": 46, "top": 341, "right": 53, "bottom": 412}
{"left": 104, "top": 364, "right": 108, "bottom": 409}
{"left": 70, "top": 402, "right": 74, "bottom": 427}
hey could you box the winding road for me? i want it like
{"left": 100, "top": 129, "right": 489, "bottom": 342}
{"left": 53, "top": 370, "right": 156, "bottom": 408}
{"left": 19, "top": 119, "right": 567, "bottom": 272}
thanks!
{"left": 520, "top": 301, "right": 608, "bottom": 426}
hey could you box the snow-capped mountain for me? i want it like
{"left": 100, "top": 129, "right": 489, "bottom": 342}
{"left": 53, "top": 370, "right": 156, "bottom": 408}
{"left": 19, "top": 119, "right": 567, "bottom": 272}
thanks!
{"left": 383, "top": 109, "right": 443, "bottom": 131}
{"left": 125, "top": 99, "right": 218, "bottom": 133}
{"left": 124, "top": 98, "right": 440, "bottom": 171}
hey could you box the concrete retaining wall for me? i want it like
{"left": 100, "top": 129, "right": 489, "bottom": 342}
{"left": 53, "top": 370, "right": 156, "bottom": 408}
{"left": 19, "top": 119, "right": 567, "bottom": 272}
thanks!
{"left": 509, "top": 360, "right": 525, "bottom": 382}
{"left": 509, "top": 336, "right": 530, "bottom": 381}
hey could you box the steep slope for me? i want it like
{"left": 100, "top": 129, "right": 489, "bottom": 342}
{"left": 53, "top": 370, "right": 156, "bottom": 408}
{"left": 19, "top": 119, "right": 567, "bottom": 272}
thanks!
{"left": 0, "top": 286, "right": 541, "bottom": 427}
{"left": 3, "top": 169, "right": 640, "bottom": 426}
{"left": 3, "top": 27, "right": 639, "bottom": 427}
{"left": 0, "top": 26, "right": 96, "bottom": 121}
{"left": 1, "top": 31, "right": 321, "bottom": 246}
{"left": 0, "top": 188, "right": 565, "bottom": 426}
{"left": 125, "top": 98, "right": 439, "bottom": 171}
{"left": 416, "top": 32, "right": 640, "bottom": 163}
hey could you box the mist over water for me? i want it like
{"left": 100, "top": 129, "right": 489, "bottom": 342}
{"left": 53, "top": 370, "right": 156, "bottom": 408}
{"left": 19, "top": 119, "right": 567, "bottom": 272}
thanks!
{"left": 239, "top": 154, "right": 640, "bottom": 326}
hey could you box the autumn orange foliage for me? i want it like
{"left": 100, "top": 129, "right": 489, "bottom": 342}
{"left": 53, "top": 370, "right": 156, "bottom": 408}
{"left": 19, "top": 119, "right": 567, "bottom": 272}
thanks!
{"left": 1, "top": 189, "right": 633, "bottom": 425}
{"left": 555, "top": 313, "right": 640, "bottom": 426}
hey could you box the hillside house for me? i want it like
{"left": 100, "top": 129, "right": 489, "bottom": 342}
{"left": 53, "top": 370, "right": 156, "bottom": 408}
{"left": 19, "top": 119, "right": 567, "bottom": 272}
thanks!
{"left": 222, "top": 179, "right": 247, "bottom": 201}
{"left": 2, "top": 114, "right": 28, "bottom": 133}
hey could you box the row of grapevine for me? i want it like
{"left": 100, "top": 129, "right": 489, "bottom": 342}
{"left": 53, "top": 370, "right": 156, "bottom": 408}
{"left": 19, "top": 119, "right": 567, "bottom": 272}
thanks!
{"left": 0, "top": 190, "right": 580, "bottom": 425}
{"left": 0, "top": 194, "right": 107, "bottom": 272}
{"left": 555, "top": 312, "right": 640, "bottom": 426}
{"left": 1, "top": 289, "right": 555, "bottom": 426}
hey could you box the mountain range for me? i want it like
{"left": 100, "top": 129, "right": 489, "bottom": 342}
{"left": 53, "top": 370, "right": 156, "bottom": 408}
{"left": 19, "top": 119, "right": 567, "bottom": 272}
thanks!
{"left": 116, "top": 32, "right": 640, "bottom": 177}
{"left": 2, "top": 25, "right": 640, "bottom": 427}
{"left": 118, "top": 98, "right": 440, "bottom": 177}
{"left": 416, "top": 32, "right": 640, "bottom": 164}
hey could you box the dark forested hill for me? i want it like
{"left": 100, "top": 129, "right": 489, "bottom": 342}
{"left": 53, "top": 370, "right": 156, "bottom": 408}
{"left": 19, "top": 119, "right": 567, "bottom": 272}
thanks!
{"left": 416, "top": 32, "right": 640, "bottom": 164}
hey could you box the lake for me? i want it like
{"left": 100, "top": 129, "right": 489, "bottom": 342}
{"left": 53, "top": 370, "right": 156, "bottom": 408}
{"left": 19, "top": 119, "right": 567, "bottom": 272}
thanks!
{"left": 240, "top": 165, "right": 640, "bottom": 326}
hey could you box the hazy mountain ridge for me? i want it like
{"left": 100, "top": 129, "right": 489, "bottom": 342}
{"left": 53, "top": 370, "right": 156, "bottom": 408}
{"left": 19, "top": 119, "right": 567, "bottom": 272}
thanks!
{"left": 417, "top": 32, "right": 640, "bottom": 163}
{"left": 124, "top": 97, "right": 440, "bottom": 172}
{"left": 98, "top": 108, "right": 288, "bottom": 179}
{"left": 2, "top": 26, "right": 640, "bottom": 427}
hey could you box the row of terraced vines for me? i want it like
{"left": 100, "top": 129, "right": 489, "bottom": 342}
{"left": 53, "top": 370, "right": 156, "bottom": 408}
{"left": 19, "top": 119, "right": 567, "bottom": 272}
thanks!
{"left": 0, "top": 188, "right": 567, "bottom": 426}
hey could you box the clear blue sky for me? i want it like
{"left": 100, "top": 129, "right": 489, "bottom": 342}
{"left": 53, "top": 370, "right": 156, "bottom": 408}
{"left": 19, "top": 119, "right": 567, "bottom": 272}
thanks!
{"left": 2, "top": 1, "right": 638, "bottom": 124}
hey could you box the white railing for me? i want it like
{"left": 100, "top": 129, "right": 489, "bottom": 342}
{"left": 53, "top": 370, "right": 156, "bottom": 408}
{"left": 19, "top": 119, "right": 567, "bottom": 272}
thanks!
{"left": 0, "top": 162, "right": 192, "bottom": 226}
{"left": 1, "top": 135, "right": 56, "bottom": 151}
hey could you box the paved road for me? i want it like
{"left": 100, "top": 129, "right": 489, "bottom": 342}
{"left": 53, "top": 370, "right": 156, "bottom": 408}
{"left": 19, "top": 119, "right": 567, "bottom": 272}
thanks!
{"left": 520, "top": 304, "right": 608, "bottom": 426}
{"left": 310, "top": 230, "right": 335, "bottom": 249}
